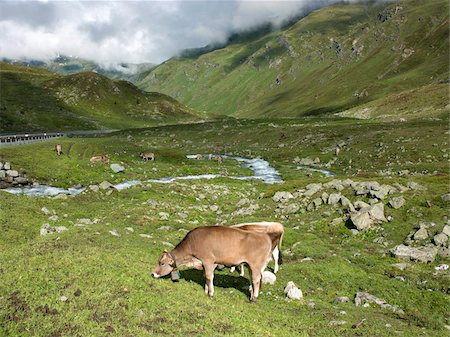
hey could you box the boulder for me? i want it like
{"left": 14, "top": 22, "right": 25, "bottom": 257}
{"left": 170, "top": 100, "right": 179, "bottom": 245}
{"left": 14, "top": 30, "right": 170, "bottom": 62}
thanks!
{"left": 334, "top": 296, "right": 350, "bottom": 304}
{"left": 442, "top": 194, "right": 450, "bottom": 202}
{"left": 351, "top": 211, "right": 372, "bottom": 230}
{"left": 406, "top": 181, "right": 426, "bottom": 191}
{"left": 389, "top": 196, "right": 405, "bottom": 209}
{"left": 272, "top": 191, "right": 294, "bottom": 203}
{"left": 262, "top": 271, "right": 276, "bottom": 285}
{"left": 442, "top": 225, "right": 450, "bottom": 237}
{"left": 328, "top": 193, "right": 341, "bottom": 205}
{"left": 368, "top": 203, "right": 387, "bottom": 222}
{"left": 284, "top": 281, "right": 303, "bottom": 300}
{"left": 298, "top": 158, "right": 314, "bottom": 166}
{"left": 89, "top": 185, "right": 100, "bottom": 192}
{"left": 433, "top": 233, "right": 448, "bottom": 246}
{"left": 14, "top": 176, "right": 28, "bottom": 184}
{"left": 99, "top": 181, "right": 114, "bottom": 190}
{"left": 390, "top": 244, "right": 438, "bottom": 263}
{"left": 110, "top": 163, "right": 125, "bottom": 173}
{"left": 340, "top": 196, "right": 355, "bottom": 212}
{"left": 413, "top": 227, "right": 428, "bottom": 241}
{"left": 6, "top": 170, "right": 19, "bottom": 177}
{"left": 4, "top": 162, "right": 11, "bottom": 170}
{"left": 0, "top": 171, "right": 5, "bottom": 179}
{"left": 354, "top": 200, "right": 369, "bottom": 210}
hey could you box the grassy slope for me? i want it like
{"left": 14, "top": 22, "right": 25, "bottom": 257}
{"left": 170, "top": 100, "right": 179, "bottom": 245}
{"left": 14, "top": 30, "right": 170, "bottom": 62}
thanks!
{"left": 0, "top": 117, "right": 449, "bottom": 336}
{"left": 139, "top": 0, "right": 449, "bottom": 118}
{"left": 0, "top": 63, "right": 200, "bottom": 133}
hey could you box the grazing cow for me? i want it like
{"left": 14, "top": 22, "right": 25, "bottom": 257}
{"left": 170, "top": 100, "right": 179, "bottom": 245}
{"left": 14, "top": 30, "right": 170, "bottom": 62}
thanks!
{"left": 140, "top": 152, "right": 155, "bottom": 161}
{"left": 54, "top": 144, "right": 62, "bottom": 156}
{"left": 230, "top": 222, "right": 284, "bottom": 276}
{"left": 90, "top": 155, "right": 109, "bottom": 164}
{"left": 152, "top": 226, "right": 275, "bottom": 302}
{"left": 195, "top": 154, "right": 204, "bottom": 160}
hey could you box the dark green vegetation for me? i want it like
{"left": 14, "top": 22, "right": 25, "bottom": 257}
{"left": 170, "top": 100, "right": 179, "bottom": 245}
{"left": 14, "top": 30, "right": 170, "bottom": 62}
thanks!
{"left": 1, "top": 117, "right": 448, "bottom": 336}
{"left": 139, "top": 0, "right": 449, "bottom": 119}
{"left": 0, "top": 63, "right": 200, "bottom": 133}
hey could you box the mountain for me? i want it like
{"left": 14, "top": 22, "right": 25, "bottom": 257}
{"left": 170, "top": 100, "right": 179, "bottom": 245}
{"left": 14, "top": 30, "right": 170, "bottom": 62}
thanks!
{"left": 0, "top": 63, "right": 200, "bottom": 133}
{"left": 138, "top": 0, "right": 449, "bottom": 119}
{"left": 2, "top": 55, "right": 155, "bottom": 84}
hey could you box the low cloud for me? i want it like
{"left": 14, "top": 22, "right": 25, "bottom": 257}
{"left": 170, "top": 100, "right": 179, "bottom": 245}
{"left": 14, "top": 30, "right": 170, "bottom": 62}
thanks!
{"left": 0, "top": 0, "right": 391, "bottom": 66}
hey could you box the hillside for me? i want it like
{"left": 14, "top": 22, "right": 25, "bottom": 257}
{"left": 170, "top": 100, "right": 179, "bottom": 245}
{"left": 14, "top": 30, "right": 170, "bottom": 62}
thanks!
{"left": 2, "top": 55, "right": 154, "bottom": 83}
{"left": 138, "top": 0, "right": 449, "bottom": 118}
{"left": 0, "top": 63, "right": 200, "bottom": 132}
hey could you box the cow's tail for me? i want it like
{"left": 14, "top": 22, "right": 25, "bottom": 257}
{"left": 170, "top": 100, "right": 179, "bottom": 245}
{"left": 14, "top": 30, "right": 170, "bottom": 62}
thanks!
{"left": 278, "top": 231, "right": 284, "bottom": 265}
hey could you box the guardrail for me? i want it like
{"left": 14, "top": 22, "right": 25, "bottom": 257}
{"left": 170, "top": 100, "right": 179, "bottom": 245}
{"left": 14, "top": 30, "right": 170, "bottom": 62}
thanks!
{"left": 0, "top": 130, "right": 118, "bottom": 147}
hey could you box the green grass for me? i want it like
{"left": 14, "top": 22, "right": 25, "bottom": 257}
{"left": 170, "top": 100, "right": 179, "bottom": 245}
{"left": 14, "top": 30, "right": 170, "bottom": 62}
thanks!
{"left": 0, "top": 63, "right": 201, "bottom": 133}
{"left": 138, "top": 0, "right": 449, "bottom": 119}
{"left": 0, "top": 117, "right": 449, "bottom": 336}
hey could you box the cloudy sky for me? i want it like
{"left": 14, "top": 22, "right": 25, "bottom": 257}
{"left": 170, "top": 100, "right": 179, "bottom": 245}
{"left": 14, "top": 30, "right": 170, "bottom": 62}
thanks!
{"left": 0, "top": 0, "right": 372, "bottom": 66}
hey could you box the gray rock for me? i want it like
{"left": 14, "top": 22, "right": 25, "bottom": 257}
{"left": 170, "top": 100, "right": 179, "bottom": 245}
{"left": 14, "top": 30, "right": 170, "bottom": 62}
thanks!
{"left": 48, "top": 215, "right": 59, "bottom": 221}
{"left": 438, "top": 247, "right": 450, "bottom": 258}
{"left": 41, "top": 207, "right": 50, "bottom": 215}
{"left": 442, "top": 225, "right": 450, "bottom": 236}
{"left": 0, "top": 162, "right": 3, "bottom": 169}
{"left": 209, "top": 205, "right": 219, "bottom": 212}
{"left": 391, "top": 263, "right": 412, "bottom": 270}
{"left": 0, "top": 170, "right": 5, "bottom": 179}
{"left": 158, "top": 225, "right": 171, "bottom": 230}
{"left": 328, "top": 193, "right": 341, "bottom": 205}
{"left": 99, "top": 181, "right": 114, "bottom": 190}
{"left": 389, "top": 196, "right": 406, "bottom": 209}
{"left": 406, "top": 181, "right": 426, "bottom": 191}
{"left": 355, "top": 292, "right": 403, "bottom": 313}
{"left": 369, "top": 189, "right": 387, "bottom": 200}
{"left": 312, "top": 197, "right": 322, "bottom": 208}
{"left": 109, "top": 230, "right": 120, "bottom": 237}
{"left": 354, "top": 200, "right": 369, "bottom": 210}
{"left": 350, "top": 229, "right": 359, "bottom": 235}
{"left": 298, "top": 158, "right": 314, "bottom": 166}
{"left": 4, "top": 162, "right": 11, "bottom": 170}
{"left": 236, "top": 198, "right": 250, "bottom": 207}
{"left": 390, "top": 244, "right": 438, "bottom": 263}
{"left": 6, "top": 170, "right": 19, "bottom": 177}
{"left": 442, "top": 194, "right": 450, "bottom": 202}
{"left": 283, "top": 203, "right": 300, "bottom": 214}
{"left": 139, "top": 234, "right": 152, "bottom": 239}
{"left": 369, "top": 203, "right": 387, "bottom": 222}
{"left": 262, "top": 271, "right": 276, "bottom": 285}
{"left": 14, "top": 177, "right": 28, "bottom": 184}
{"left": 159, "top": 212, "right": 170, "bottom": 220}
{"left": 340, "top": 196, "right": 355, "bottom": 212}
{"left": 351, "top": 211, "right": 372, "bottom": 230}
{"left": 272, "top": 191, "right": 294, "bottom": 203}
{"left": 334, "top": 296, "right": 350, "bottom": 304}
{"left": 89, "top": 185, "right": 100, "bottom": 192}
{"left": 40, "top": 223, "right": 68, "bottom": 236}
{"left": 284, "top": 281, "right": 302, "bottom": 300}
{"left": 329, "top": 320, "right": 346, "bottom": 326}
{"left": 413, "top": 227, "right": 428, "bottom": 241}
{"left": 433, "top": 233, "right": 448, "bottom": 246}
{"left": 321, "top": 192, "right": 329, "bottom": 203}
{"left": 110, "top": 163, "right": 125, "bottom": 173}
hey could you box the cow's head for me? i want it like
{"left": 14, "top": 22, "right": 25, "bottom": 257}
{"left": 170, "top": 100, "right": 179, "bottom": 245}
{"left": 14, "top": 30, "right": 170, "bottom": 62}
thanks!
{"left": 152, "top": 250, "right": 176, "bottom": 278}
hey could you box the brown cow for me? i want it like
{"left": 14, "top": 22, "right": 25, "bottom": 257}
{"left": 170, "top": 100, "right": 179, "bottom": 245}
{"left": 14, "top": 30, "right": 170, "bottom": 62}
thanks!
{"left": 210, "top": 154, "right": 223, "bottom": 164}
{"left": 90, "top": 155, "right": 109, "bottom": 164}
{"left": 54, "top": 144, "right": 62, "bottom": 156}
{"left": 140, "top": 152, "right": 155, "bottom": 161}
{"left": 230, "top": 222, "right": 284, "bottom": 276}
{"left": 152, "top": 226, "right": 275, "bottom": 302}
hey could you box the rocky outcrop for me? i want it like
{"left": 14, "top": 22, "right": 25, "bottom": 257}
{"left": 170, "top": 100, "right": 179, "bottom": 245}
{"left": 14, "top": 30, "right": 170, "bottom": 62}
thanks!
{"left": 0, "top": 162, "right": 30, "bottom": 188}
{"left": 390, "top": 244, "right": 438, "bottom": 263}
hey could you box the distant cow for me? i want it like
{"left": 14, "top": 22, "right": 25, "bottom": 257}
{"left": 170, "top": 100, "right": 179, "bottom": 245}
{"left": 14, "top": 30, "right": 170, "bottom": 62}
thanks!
{"left": 54, "top": 144, "right": 62, "bottom": 156}
{"left": 230, "top": 222, "right": 284, "bottom": 276}
{"left": 140, "top": 152, "right": 155, "bottom": 161}
{"left": 195, "top": 154, "right": 204, "bottom": 160}
{"left": 90, "top": 155, "right": 109, "bottom": 164}
{"left": 152, "top": 226, "right": 275, "bottom": 302}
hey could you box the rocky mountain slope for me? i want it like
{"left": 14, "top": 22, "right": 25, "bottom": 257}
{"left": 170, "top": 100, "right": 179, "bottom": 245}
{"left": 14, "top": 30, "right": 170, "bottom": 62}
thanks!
{"left": 138, "top": 0, "right": 449, "bottom": 119}
{"left": 2, "top": 55, "right": 154, "bottom": 83}
{"left": 0, "top": 63, "right": 200, "bottom": 132}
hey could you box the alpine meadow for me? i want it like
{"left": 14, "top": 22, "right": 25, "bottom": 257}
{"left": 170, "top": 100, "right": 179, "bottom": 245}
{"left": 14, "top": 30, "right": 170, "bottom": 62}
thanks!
{"left": 0, "top": 0, "right": 449, "bottom": 336}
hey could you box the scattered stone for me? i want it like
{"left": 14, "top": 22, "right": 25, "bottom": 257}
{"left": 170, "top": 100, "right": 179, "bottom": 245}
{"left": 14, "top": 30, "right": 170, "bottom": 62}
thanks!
{"left": 60, "top": 295, "right": 68, "bottom": 302}
{"left": 329, "top": 320, "right": 346, "bottom": 327}
{"left": 340, "top": 196, "right": 355, "bottom": 212}
{"left": 413, "top": 227, "right": 428, "bottom": 241}
{"left": 284, "top": 281, "right": 302, "bottom": 300}
{"left": 126, "top": 227, "right": 134, "bottom": 232}
{"left": 109, "top": 230, "right": 120, "bottom": 237}
{"left": 354, "top": 200, "right": 369, "bottom": 210}
{"left": 136, "top": 309, "right": 144, "bottom": 317}
{"left": 210, "top": 205, "right": 219, "bottom": 212}
{"left": 48, "top": 215, "right": 59, "bottom": 221}
{"left": 334, "top": 296, "right": 350, "bottom": 304}
{"left": 139, "top": 234, "right": 152, "bottom": 239}
{"left": 99, "top": 181, "right": 114, "bottom": 190}
{"left": 262, "top": 271, "right": 276, "bottom": 285}
{"left": 307, "top": 302, "right": 316, "bottom": 308}
{"left": 406, "top": 181, "right": 426, "bottom": 191}
{"left": 6, "top": 170, "right": 19, "bottom": 177}
{"left": 159, "top": 212, "right": 169, "bottom": 220}
{"left": 158, "top": 225, "right": 171, "bottom": 230}
{"left": 389, "top": 197, "right": 405, "bottom": 209}
{"left": 351, "top": 211, "right": 372, "bottom": 231}
{"left": 442, "top": 225, "right": 450, "bottom": 236}
{"left": 110, "top": 163, "right": 125, "bottom": 173}
{"left": 272, "top": 191, "right": 294, "bottom": 203}
{"left": 433, "top": 233, "right": 448, "bottom": 246}
{"left": 40, "top": 223, "right": 68, "bottom": 236}
{"left": 390, "top": 244, "right": 438, "bottom": 263}
{"left": 441, "top": 194, "right": 450, "bottom": 202}
{"left": 41, "top": 207, "right": 51, "bottom": 215}
{"left": 328, "top": 193, "right": 341, "bottom": 205}
{"left": 162, "top": 241, "right": 174, "bottom": 248}
{"left": 369, "top": 203, "right": 387, "bottom": 222}
{"left": 4, "top": 162, "right": 11, "bottom": 170}
{"left": 89, "top": 185, "right": 100, "bottom": 192}
{"left": 354, "top": 292, "right": 403, "bottom": 314}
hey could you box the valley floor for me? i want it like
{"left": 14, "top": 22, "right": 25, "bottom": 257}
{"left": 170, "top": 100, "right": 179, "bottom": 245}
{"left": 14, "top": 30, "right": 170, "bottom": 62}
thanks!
{"left": 0, "top": 117, "right": 449, "bottom": 336}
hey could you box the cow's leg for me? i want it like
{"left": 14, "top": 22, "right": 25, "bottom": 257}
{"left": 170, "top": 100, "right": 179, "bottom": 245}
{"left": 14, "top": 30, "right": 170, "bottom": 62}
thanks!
{"left": 272, "top": 246, "right": 280, "bottom": 273}
{"left": 203, "top": 262, "right": 216, "bottom": 297}
{"left": 239, "top": 264, "right": 245, "bottom": 277}
{"left": 249, "top": 265, "right": 262, "bottom": 302}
